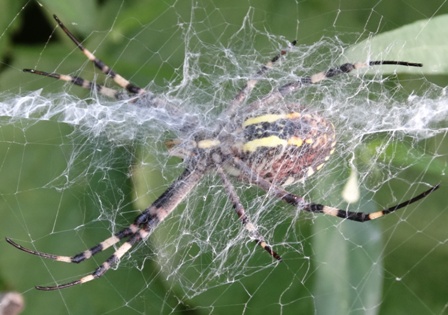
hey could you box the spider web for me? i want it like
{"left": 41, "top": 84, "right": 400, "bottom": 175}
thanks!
{"left": 0, "top": 1, "right": 447, "bottom": 314}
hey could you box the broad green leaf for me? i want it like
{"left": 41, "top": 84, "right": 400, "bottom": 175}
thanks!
{"left": 345, "top": 14, "right": 448, "bottom": 75}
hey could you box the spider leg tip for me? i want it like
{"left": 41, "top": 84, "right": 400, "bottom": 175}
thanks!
{"left": 35, "top": 285, "right": 54, "bottom": 291}
{"left": 36, "top": 280, "right": 80, "bottom": 291}
{"left": 53, "top": 15, "right": 66, "bottom": 29}
{"left": 269, "top": 248, "right": 283, "bottom": 261}
{"left": 426, "top": 183, "right": 440, "bottom": 195}
{"left": 408, "top": 62, "right": 422, "bottom": 68}
{"left": 35, "top": 284, "right": 66, "bottom": 291}
{"left": 429, "top": 183, "right": 441, "bottom": 194}
{"left": 5, "top": 237, "right": 18, "bottom": 248}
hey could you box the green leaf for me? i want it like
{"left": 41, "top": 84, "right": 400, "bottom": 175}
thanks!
{"left": 312, "top": 170, "right": 383, "bottom": 315}
{"left": 344, "top": 15, "right": 448, "bottom": 75}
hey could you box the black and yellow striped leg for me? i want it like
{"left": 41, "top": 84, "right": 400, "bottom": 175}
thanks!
{"left": 279, "top": 60, "right": 423, "bottom": 97}
{"left": 232, "top": 156, "right": 439, "bottom": 222}
{"left": 22, "top": 69, "right": 127, "bottom": 99}
{"left": 225, "top": 40, "right": 297, "bottom": 119}
{"left": 303, "top": 185, "right": 439, "bottom": 222}
{"left": 6, "top": 166, "right": 205, "bottom": 290}
{"left": 35, "top": 231, "right": 145, "bottom": 291}
{"left": 249, "top": 60, "right": 423, "bottom": 109}
{"left": 5, "top": 227, "right": 134, "bottom": 264}
{"left": 216, "top": 164, "right": 281, "bottom": 261}
{"left": 52, "top": 15, "right": 145, "bottom": 96}
{"left": 23, "top": 15, "right": 147, "bottom": 100}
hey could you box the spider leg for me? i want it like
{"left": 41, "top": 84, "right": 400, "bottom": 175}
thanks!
{"left": 5, "top": 227, "right": 133, "bottom": 264}
{"left": 249, "top": 60, "right": 423, "bottom": 109}
{"left": 23, "top": 15, "right": 147, "bottom": 100}
{"left": 6, "top": 166, "right": 205, "bottom": 290}
{"left": 35, "top": 231, "right": 144, "bottom": 291}
{"left": 23, "top": 69, "right": 127, "bottom": 99}
{"left": 302, "top": 184, "right": 439, "bottom": 222}
{"left": 224, "top": 40, "right": 297, "bottom": 118}
{"left": 232, "top": 156, "right": 439, "bottom": 222}
{"left": 52, "top": 15, "right": 145, "bottom": 95}
{"left": 216, "top": 164, "right": 281, "bottom": 261}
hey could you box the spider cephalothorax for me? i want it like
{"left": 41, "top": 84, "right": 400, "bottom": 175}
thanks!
{"left": 6, "top": 14, "right": 439, "bottom": 291}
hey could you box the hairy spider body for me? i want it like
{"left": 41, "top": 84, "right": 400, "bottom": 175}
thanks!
{"left": 6, "top": 14, "right": 439, "bottom": 291}
{"left": 240, "top": 111, "right": 336, "bottom": 186}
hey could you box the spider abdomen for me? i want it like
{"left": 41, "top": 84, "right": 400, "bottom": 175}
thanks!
{"left": 241, "top": 112, "right": 336, "bottom": 186}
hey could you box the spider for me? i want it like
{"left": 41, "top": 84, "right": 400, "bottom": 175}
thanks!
{"left": 6, "top": 14, "right": 439, "bottom": 291}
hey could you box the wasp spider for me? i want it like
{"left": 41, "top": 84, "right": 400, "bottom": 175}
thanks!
{"left": 6, "top": 15, "right": 439, "bottom": 290}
